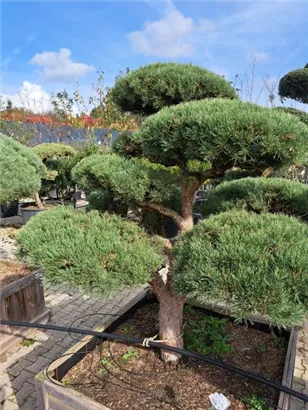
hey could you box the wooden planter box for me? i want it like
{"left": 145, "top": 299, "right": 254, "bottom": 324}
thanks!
{"left": 35, "top": 293, "right": 299, "bottom": 410}
{"left": 0, "top": 266, "right": 51, "bottom": 355}
{"left": 36, "top": 287, "right": 149, "bottom": 410}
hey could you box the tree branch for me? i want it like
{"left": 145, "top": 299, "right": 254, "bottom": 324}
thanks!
{"left": 138, "top": 201, "right": 184, "bottom": 227}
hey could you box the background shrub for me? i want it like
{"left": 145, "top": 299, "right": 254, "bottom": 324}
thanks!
{"left": 173, "top": 210, "right": 308, "bottom": 327}
{"left": 17, "top": 206, "right": 164, "bottom": 297}
{"left": 111, "top": 63, "right": 237, "bottom": 115}
{"left": 31, "top": 143, "right": 76, "bottom": 159}
{"left": 0, "top": 133, "right": 47, "bottom": 203}
{"left": 273, "top": 107, "right": 308, "bottom": 126}
{"left": 194, "top": 177, "right": 308, "bottom": 221}
{"left": 40, "top": 143, "right": 101, "bottom": 200}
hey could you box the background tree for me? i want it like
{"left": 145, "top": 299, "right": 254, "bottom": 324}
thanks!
{"left": 18, "top": 63, "right": 308, "bottom": 363}
{"left": 277, "top": 67, "right": 308, "bottom": 182}
{"left": 0, "top": 133, "right": 47, "bottom": 204}
{"left": 31, "top": 143, "right": 76, "bottom": 207}
{"left": 278, "top": 64, "right": 308, "bottom": 104}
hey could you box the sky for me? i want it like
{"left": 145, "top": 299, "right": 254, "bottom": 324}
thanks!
{"left": 1, "top": 0, "right": 308, "bottom": 113}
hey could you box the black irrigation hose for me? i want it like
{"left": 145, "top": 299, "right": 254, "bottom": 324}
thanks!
{"left": 1, "top": 319, "right": 308, "bottom": 404}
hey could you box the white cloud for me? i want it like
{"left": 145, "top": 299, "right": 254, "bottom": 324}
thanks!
{"left": 30, "top": 48, "right": 95, "bottom": 82}
{"left": 128, "top": 1, "right": 307, "bottom": 64}
{"left": 1, "top": 82, "right": 84, "bottom": 115}
{"left": 128, "top": 8, "right": 195, "bottom": 58}
{"left": 250, "top": 52, "right": 270, "bottom": 63}
{"left": 1, "top": 81, "right": 52, "bottom": 113}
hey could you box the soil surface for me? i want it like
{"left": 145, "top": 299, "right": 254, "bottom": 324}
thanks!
{"left": 66, "top": 301, "right": 287, "bottom": 410}
{"left": 22, "top": 204, "right": 54, "bottom": 211}
{"left": 0, "top": 260, "right": 31, "bottom": 285}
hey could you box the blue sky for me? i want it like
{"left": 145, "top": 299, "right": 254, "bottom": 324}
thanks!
{"left": 1, "top": 0, "right": 308, "bottom": 112}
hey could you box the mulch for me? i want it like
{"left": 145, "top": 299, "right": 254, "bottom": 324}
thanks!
{"left": 0, "top": 260, "right": 31, "bottom": 285}
{"left": 65, "top": 301, "right": 287, "bottom": 410}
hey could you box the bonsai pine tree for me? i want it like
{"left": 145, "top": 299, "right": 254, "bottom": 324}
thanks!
{"left": 31, "top": 143, "right": 77, "bottom": 206}
{"left": 278, "top": 64, "right": 308, "bottom": 104}
{"left": 18, "top": 64, "right": 308, "bottom": 363}
{"left": 0, "top": 133, "right": 47, "bottom": 204}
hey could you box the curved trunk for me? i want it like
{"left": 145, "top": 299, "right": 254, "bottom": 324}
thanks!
{"left": 34, "top": 192, "right": 44, "bottom": 210}
{"left": 151, "top": 278, "right": 186, "bottom": 363}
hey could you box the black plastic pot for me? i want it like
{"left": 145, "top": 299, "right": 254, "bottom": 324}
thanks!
{"left": 71, "top": 190, "right": 82, "bottom": 200}
{"left": 20, "top": 205, "right": 46, "bottom": 224}
{"left": 47, "top": 190, "right": 58, "bottom": 199}
{"left": 193, "top": 213, "right": 204, "bottom": 224}
{"left": 0, "top": 201, "right": 19, "bottom": 218}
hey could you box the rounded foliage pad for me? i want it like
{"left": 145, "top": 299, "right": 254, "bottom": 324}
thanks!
{"left": 273, "top": 106, "right": 308, "bottom": 126}
{"left": 17, "top": 206, "right": 164, "bottom": 297}
{"left": 173, "top": 210, "right": 308, "bottom": 327}
{"left": 195, "top": 177, "right": 308, "bottom": 222}
{"left": 111, "top": 63, "right": 237, "bottom": 115}
{"left": 31, "top": 143, "right": 76, "bottom": 159}
{"left": 0, "top": 133, "right": 47, "bottom": 203}
{"left": 135, "top": 98, "right": 308, "bottom": 168}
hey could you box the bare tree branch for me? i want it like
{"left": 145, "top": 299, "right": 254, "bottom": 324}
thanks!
{"left": 138, "top": 201, "right": 184, "bottom": 227}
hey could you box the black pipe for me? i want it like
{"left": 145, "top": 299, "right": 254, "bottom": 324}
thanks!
{"left": 1, "top": 319, "right": 307, "bottom": 403}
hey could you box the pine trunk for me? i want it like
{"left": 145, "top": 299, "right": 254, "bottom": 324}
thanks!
{"left": 152, "top": 279, "right": 186, "bottom": 363}
{"left": 34, "top": 192, "right": 44, "bottom": 210}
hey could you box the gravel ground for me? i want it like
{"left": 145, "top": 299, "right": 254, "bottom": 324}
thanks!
{"left": 0, "top": 216, "right": 23, "bottom": 261}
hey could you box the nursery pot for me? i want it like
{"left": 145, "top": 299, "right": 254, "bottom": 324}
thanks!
{"left": 47, "top": 189, "right": 58, "bottom": 200}
{"left": 195, "top": 190, "right": 207, "bottom": 199}
{"left": 20, "top": 204, "right": 46, "bottom": 224}
{"left": 0, "top": 201, "right": 19, "bottom": 218}
{"left": 71, "top": 190, "right": 82, "bottom": 200}
{"left": 193, "top": 213, "right": 204, "bottom": 224}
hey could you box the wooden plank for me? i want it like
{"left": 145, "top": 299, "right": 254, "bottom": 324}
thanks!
{"left": 0, "top": 308, "right": 51, "bottom": 355}
{"left": 277, "top": 328, "right": 298, "bottom": 410}
{"left": 0, "top": 299, "right": 10, "bottom": 344}
{"left": 48, "top": 395, "right": 75, "bottom": 410}
{"left": 1, "top": 268, "right": 42, "bottom": 299}
{"left": 36, "top": 372, "right": 49, "bottom": 410}
{"left": 43, "top": 378, "right": 109, "bottom": 410}
{"left": 0, "top": 266, "right": 48, "bottom": 355}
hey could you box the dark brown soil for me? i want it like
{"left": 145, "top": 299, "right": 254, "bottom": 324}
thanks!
{"left": 0, "top": 260, "right": 31, "bottom": 285}
{"left": 22, "top": 204, "right": 54, "bottom": 211}
{"left": 65, "top": 302, "right": 287, "bottom": 410}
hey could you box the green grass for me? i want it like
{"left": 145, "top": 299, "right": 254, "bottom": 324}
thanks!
{"left": 20, "top": 338, "right": 36, "bottom": 347}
